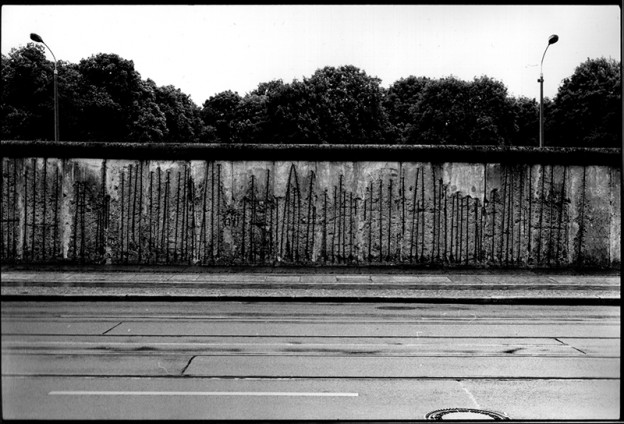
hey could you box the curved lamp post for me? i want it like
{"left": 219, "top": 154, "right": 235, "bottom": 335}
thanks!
{"left": 538, "top": 34, "right": 558, "bottom": 148}
{"left": 30, "top": 33, "right": 59, "bottom": 142}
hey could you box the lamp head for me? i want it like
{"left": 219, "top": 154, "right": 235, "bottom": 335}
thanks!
{"left": 548, "top": 34, "right": 559, "bottom": 45}
{"left": 30, "top": 33, "right": 44, "bottom": 43}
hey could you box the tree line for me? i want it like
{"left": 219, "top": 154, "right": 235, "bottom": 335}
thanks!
{"left": 1, "top": 43, "right": 621, "bottom": 147}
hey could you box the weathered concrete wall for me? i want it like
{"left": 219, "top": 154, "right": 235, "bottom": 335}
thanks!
{"left": 1, "top": 142, "right": 620, "bottom": 268}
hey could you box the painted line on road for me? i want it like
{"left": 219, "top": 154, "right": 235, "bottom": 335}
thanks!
{"left": 48, "top": 391, "right": 359, "bottom": 397}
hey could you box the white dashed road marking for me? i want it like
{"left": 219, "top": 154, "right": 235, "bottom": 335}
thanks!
{"left": 48, "top": 391, "right": 359, "bottom": 397}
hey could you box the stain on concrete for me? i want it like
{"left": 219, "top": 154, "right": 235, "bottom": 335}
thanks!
{"left": 1, "top": 156, "right": 620, "bottom": 269}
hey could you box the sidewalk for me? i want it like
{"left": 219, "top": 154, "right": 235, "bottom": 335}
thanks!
{"left": 1, "top": 268, "right": 620, "bottom": 303}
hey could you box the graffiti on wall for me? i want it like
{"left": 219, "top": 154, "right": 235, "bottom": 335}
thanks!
{"left": 0, "top": 157, "right": 617, "bottom": 267}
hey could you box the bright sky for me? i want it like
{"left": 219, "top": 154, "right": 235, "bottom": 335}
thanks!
{"left": 1, "top": 5, "right": 621, "bottom": 105}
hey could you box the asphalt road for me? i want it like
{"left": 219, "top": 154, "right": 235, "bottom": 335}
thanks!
{"left": 1, "top": 301, "right": 620, "bottom": 420}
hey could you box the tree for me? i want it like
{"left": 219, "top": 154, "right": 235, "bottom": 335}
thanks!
{"left": 236, "top": 79, "right": 325, "bottom": 144}
{"left": 2, "top": 46, "right": 209, "bottom": 143}
{"left": 406, "top": 75, "right": 517, "bottom": 146}
{"left": 264, "top": 79, "right": 321, "bottom": 144}
{"left": 407, "top": 76, "right": 471, "bottom": 145}
{"left": 549, "top": 57, "right": 621, "bottom": 147}
{"left": 4, "top": 42, "right": 619, "bottom": 149}
{"left": 244, "top": 67, "right": 392, "bottom": 144}
{"left": 77, "top": 53, "right": 149, "bottom": 141}
{"left": 201, "top": 90, "right": 242, "bottom": 143}
{"left": 304, "top": 65, "right": 391, "bottom": 144}
{"left": 128, "top": 79, "right": 167, "bottom": 143}
{"left": 383, "top": 76, "right": 431, "bottom": 143}
{"left": 1, "top": 44, "right": 54, "bottom": 140}
{"left": 510, "top": 96, "right": 539, "bottom": 147}
{"left": 468, "top": 76, "right": 517, "bottom": 145}
{"left": 210, "top": 68, "right": 391, "bottom": 145}
{"left": 231, "top": 92, "right": 268, "bottom": 143}
{"left": 155, "top": 84, "right": 204, "bottom": 143}
{"left": 231, "top": 80, "right": 288, "bottom": 143}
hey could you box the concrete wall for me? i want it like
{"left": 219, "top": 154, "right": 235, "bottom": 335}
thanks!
{"left": 1, "top": 142, "right": 620, "bottom": 268}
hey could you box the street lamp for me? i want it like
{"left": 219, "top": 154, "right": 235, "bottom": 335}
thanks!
{"left": 538, "top": 34, "right": 558, "bottom": 148}
{"left": 30, "top": 33, "right": 59, "bottom": 142}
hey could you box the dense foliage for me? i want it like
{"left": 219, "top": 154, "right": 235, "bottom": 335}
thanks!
{"left": 548, "top": 57, "right": 621, "bottom": 148}
{"left": 1, "top": 43, "right": 621, "bottom": 147}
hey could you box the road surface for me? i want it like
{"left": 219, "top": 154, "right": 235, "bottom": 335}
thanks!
{"left": 1, "top": 301, "right": 620, "bottom": 420}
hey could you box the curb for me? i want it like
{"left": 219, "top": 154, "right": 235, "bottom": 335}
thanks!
{"left": 1, "top": 293, "right": 619, "bottom": 306}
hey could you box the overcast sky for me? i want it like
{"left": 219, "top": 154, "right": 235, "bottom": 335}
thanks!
{"left": 2, "top": 5, "right": 621, "bottom": 105}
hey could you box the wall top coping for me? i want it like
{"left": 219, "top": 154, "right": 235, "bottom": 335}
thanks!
{"left": 1, "top": 140, "right": 621, "bottom": 166}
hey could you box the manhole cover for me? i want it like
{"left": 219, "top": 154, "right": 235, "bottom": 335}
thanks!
{"left": 425, "top": 408, "right": 509, "bottom": 420}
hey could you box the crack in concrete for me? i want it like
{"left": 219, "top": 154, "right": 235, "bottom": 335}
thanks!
{"left": 554, "top": 338, "right": 587, "bottom": 355}
{"left": 457, "top": 379, "right": 481, "bottom": 409}
{"left": 181, "top": 355, "right": 196, "bottom": 375}
{"left": 102, "top": 322, "right": 124, "bottom": 335}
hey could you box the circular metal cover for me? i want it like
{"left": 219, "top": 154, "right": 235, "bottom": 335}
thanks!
{"left": 425, "top": 408, "right": 509, "bottom": 420}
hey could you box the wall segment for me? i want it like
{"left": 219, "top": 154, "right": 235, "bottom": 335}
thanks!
{"left": 1, "top": 141, "right": 620, "bottom": 268}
